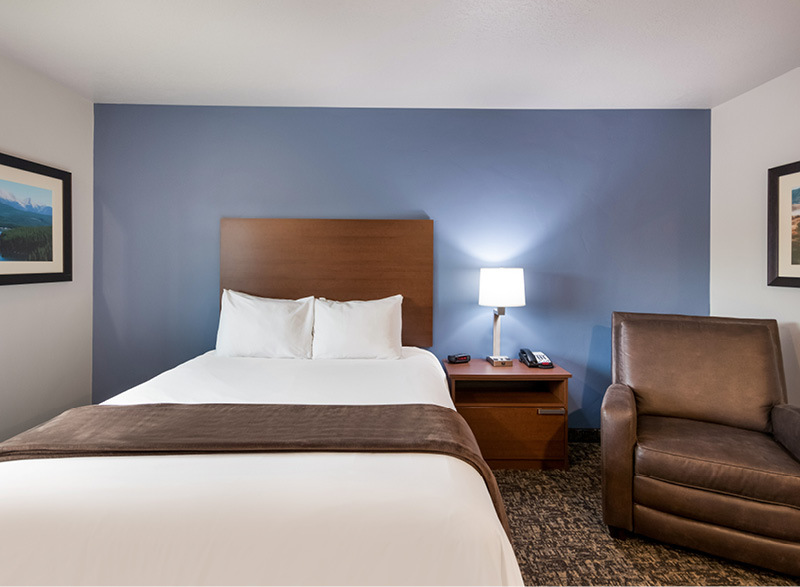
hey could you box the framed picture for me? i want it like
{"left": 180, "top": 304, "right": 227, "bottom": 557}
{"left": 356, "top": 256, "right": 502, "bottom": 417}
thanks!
{"left": 768, "top": 159, "right": 800, "bottom": 287}
{"left": 0, "top": 152, "right": 71, "bottom": 285}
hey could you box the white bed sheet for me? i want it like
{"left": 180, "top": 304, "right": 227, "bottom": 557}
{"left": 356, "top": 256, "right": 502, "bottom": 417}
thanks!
{"left": 0, "top": 348, "right": 523, "bottom": 586}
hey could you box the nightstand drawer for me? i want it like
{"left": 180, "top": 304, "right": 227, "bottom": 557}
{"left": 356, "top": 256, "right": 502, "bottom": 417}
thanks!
{"left": 458, "top": 406, "right": 566, "bottom": 460}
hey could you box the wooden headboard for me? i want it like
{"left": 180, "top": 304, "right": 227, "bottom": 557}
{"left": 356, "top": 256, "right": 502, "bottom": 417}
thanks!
{"left": 220, "top": 218, "right": 433, "bottom": 347}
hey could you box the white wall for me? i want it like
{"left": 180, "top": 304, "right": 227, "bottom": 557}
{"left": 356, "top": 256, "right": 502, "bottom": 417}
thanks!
{"left": 0, "top": 53, "right": 93, "bottom": 440}
{"left": 711, "top": 67, "right": 800, "bottom": 405}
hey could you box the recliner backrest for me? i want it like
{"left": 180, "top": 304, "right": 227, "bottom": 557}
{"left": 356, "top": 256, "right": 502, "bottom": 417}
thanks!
{"left": 612, "top": 312, "right": 786, "bottom": 433}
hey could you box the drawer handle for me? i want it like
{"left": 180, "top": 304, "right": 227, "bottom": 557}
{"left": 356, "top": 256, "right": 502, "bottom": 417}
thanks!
{"left": 538, "top": 408, "right": 565, "bottom": 415}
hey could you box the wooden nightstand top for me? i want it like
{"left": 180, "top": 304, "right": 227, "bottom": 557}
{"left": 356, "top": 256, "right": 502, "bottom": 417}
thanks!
{"left": 443, "top": 358, "right": 571, "bottom": 381}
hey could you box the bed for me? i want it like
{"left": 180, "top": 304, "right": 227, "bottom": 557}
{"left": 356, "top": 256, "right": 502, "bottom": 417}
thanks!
{"left": 0, "top": 218, "right": 523, "bottom": 586}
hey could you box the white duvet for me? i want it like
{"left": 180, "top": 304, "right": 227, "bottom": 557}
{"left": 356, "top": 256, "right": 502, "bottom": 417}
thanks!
{"left": 0, "top": 348, "right": 523, "bottom": 586}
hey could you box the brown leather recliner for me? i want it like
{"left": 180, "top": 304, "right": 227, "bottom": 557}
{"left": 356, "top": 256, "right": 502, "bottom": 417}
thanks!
{"left": 601, "top": 312, "right": 800, "bottom": 577}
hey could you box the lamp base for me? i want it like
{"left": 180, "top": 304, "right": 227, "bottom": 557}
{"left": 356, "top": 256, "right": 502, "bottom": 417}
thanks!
{"left": 486, "top": 355, "right": 513, "bottom": 367}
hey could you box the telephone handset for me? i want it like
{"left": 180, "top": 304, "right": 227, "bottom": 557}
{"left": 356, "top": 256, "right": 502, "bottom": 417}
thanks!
{"left": 519, "top": 348, "right": 554, "bottom": 369}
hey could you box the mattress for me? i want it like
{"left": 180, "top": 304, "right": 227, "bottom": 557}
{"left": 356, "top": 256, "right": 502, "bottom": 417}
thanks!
{"left": 0, "top": 348, "right": 523, "bottom": 586}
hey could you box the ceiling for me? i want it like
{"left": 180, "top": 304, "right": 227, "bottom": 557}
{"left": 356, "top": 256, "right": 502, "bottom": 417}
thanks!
{"left": 0, "top": 0, "right": 798, "bottom": 109}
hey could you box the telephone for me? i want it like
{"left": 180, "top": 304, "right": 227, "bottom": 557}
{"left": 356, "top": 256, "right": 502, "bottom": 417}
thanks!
{"left": 519, "top": 348, "right": 554, "bottom": 369}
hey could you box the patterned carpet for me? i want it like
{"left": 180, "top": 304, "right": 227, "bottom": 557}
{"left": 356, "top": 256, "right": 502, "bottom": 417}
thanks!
{"left": 494, "top": 443, "right": 799, "bottom": 586}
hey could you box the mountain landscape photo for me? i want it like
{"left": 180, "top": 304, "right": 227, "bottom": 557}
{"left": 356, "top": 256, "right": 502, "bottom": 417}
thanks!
{"left": 793, "top": 186, "right": 800, "bottom": 265}
{"left": 0, "top": 185, "right": 53, "bottom": 262}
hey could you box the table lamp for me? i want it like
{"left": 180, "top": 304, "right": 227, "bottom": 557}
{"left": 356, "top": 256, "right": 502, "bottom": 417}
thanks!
{"left": 479, "top": 267, "right": 525, "bottom": 366}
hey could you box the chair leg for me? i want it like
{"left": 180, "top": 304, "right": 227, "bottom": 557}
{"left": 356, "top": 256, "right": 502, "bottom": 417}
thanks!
{"left": 607, "top": 526, "right": 629, "bottom": 539}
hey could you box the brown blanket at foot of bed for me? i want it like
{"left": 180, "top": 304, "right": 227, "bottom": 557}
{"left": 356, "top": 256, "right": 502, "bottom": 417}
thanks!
{"left": 0, "top": 402, "right": 510, "bottom": 535}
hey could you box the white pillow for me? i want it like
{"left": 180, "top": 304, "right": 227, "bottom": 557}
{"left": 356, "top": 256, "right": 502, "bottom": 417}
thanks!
{"left": 312, "top": 295, "right": 403, "bottom": 359}
{"left": 215, "top": 290, "right": 314, "bottom": 358}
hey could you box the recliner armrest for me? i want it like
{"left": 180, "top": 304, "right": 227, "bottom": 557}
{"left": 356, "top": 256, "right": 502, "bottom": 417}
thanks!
{"left": 601, "top": 383, "right": 637, "bottom": 531}
{"left": 772, "top": 403, "right": 800, "bottom": 462}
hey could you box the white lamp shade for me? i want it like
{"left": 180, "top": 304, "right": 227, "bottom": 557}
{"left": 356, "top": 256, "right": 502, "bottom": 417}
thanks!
{"left": 478, "top": 267, "right": 526, "bottom": 308}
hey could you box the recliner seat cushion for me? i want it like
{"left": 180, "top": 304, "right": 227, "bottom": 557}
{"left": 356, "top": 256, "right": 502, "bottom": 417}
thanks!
{"left": 636, "top": 416, "right": 800, "bottom": 509}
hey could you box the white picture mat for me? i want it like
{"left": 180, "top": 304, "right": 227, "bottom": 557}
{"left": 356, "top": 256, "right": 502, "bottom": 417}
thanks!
{"left": 777, "top": 170, "right": 800, "bottom": 277}
{"left": 0, "top": 162, "right": 64, "bottom": 275}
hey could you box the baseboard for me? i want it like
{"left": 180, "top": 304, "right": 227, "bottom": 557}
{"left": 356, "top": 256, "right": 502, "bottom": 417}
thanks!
{"left": 568, "top": 428, "right": 600, "bottom": 443}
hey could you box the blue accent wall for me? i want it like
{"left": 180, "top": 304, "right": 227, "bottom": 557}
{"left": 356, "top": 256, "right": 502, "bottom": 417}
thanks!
{"left": 94, "top": 105, "right": 710, "bottom": 427}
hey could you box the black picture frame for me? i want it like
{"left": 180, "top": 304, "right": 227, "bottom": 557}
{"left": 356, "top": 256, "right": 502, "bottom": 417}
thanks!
{"left": 767, "top": 159, "right": 800, "bottom": 287}
{"left": 0, "top": 152, "right": 72, "bottom": 285}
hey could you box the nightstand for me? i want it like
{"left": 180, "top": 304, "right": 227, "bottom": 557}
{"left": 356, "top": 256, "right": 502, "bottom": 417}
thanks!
{"left": 443, "top": 359, "right": 571, "bottom": 469}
